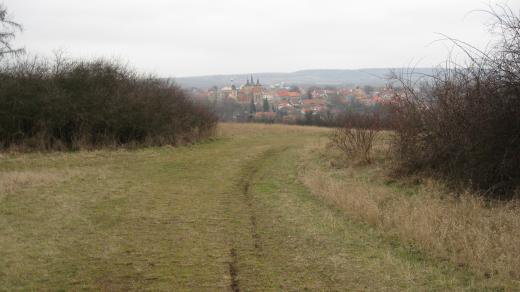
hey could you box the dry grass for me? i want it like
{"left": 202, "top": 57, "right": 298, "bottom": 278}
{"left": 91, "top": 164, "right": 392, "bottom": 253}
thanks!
{"left": 217, "top": 122, "right": 329, "bottom": 138}
{"left": 0, "top": 169, "right": 79, "bottom": 200}
{"left": 0, "top": 123, "right": 510, "bottom": 290}
{"left": 300, "top": 140, "right": 520, "bottom": 286}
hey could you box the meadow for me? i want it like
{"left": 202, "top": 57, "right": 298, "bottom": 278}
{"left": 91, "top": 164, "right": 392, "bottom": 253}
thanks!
{"left": 0, "top": 123, "right": 518, "bottom": 290}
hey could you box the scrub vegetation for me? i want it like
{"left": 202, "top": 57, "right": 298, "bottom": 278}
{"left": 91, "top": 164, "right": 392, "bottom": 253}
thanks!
{"left": 306, "top": 131, "right": 520, "bottom": 288}
{"left": 0, "top": 57, "right": 217, "bottom": 151}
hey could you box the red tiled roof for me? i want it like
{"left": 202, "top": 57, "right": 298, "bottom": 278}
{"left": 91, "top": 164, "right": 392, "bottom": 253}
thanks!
{"left": 275, "top": 90, "right": 290, "bottom": 97}
{"left": 303, "top": 99, "right": 326, "bottom": 105}
{"left": 275, "top": 90, "right": 300, "bottom": 97}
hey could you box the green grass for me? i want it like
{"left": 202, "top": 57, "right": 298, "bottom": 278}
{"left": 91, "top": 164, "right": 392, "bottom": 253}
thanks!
{"left": 0, "top": 123, "right": 504, "bottom": 290}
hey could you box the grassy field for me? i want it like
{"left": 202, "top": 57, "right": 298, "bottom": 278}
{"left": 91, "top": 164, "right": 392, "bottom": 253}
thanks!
{"left": 0, "top": 123, "right": 515, "bottom": 290}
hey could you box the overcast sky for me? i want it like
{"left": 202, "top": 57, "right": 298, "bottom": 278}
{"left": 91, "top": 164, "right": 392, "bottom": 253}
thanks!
{"left": 5, "top": 0, "right": 519, "bottom": 77}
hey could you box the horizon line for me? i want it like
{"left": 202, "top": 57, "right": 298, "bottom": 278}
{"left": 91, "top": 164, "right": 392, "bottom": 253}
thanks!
{"left": 171, "top": 67, "right": 436, "bottom": 79}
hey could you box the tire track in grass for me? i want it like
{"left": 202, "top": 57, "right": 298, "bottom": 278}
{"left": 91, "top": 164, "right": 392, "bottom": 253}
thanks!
{"left": 241, "top": 163, "right": 262, "bottom": 252}
{"left": 226, "top": 146, "right": 289, "bottom": 291}
{"left": 228, "top": 247, "right": 240, "bottom": 292}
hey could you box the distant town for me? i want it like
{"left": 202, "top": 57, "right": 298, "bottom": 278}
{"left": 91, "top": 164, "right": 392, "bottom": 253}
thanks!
{"left": 187, "top": 75, "right": 394, "bottom": 123}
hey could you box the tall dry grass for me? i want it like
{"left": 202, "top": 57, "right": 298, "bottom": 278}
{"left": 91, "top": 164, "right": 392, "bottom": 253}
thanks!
{"left": 300, "top": 144, "right": 520, "bottom": 284}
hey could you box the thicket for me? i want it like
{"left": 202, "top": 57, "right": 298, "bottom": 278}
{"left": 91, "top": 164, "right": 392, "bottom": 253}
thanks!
{"left": 0, "top": 56, "right": 217, "bottom": 150}
{"left": 389, "top": 6, "right": 520, "bottom": 198}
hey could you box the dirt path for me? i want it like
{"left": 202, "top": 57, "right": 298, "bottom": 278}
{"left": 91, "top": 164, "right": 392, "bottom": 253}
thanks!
{"left": 221, "top": 144, "right": 485, "bottom": 291}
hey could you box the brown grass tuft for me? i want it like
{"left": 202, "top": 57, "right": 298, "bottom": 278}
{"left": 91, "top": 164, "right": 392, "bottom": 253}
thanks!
{"left": 0, "top": 169, "right": 78, "bottom": 199}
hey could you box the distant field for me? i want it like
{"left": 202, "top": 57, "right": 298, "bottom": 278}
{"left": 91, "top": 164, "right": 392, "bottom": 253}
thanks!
{"left": 0, "top": 123, "right": 515, "bottom": 290}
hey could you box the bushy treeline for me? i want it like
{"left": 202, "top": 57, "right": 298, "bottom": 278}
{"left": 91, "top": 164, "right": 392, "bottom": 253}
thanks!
{"left": 0, "top": 57, "right": 217, "bottom": 150}
{"left": 389, "top": 6, "right": 520, "bottom": 198}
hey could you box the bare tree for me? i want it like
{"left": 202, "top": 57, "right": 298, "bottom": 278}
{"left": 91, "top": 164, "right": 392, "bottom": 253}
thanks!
{"left": 0, "top": 4, "right": 23, "bottom": 57}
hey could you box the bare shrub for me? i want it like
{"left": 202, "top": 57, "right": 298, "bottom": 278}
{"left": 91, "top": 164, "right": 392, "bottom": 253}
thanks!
{"left": 389, "top": 5, "right": 520, "bottom": 198}
{"left": 329, "top": 112, "right": 381, "bottom": 164}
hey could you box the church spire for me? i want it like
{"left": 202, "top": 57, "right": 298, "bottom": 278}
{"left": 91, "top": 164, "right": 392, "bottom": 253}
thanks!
{"left": 250, "top": 74, "right": 254, "bottom": 85}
